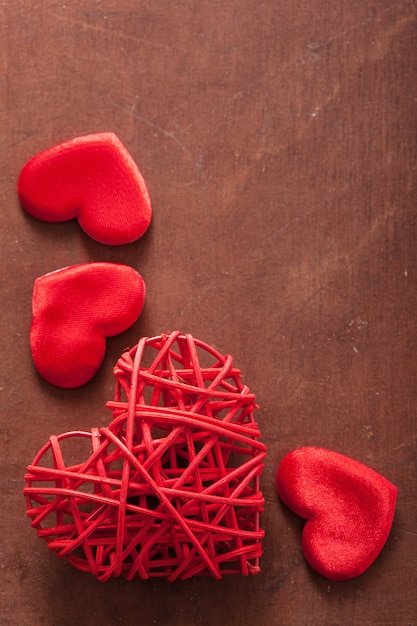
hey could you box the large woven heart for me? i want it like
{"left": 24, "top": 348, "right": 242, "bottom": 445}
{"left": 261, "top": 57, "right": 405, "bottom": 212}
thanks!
{"left": 276, "top": 447, "right": 397, "bottom": 580}
{"left": 24, "top": 332, "right": 265, "bottom": 581}
{"left": 18, "top": 132, "right": 152, "bottom": 245}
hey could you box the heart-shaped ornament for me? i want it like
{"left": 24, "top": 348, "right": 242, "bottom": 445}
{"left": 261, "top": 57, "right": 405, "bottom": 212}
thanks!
{"left": 276, "top": 447, "right": 397, "bottom": 580}
{"left": 24, "top": 332, "right": 265, "bottom": 581}
{"left": 30, "top": 262, "right": 145, "bottom": 388}
{"left": 18, "top": 133, "right": 152, "bottom": 245}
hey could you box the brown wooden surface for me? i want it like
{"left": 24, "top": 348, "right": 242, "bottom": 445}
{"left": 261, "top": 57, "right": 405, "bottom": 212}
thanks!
{"left": 1, "top": 2, "right": 416, "bottom": 624}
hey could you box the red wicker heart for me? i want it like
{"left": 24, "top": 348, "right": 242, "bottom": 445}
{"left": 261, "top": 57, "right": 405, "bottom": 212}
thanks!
{"left": 24, "top": 332, "right": 266, "bottom": 581}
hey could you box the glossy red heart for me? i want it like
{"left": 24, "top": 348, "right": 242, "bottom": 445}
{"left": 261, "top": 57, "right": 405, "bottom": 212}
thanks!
{"left": 18, "top": 133, "right": 152, "bottom": 245}
{"left": 30, "top": 262, "right": 145, "bottom": 388}
{"left": 276, "top": 447, "right": 397, "bottom": 580}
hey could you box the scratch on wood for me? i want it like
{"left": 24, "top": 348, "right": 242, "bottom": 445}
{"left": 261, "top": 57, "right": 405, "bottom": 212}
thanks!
{"left": 92, "top": 93, "right": 211, "bottom": 213}
{"left": 393, "top": 527, "right": 417, "bottom": 538}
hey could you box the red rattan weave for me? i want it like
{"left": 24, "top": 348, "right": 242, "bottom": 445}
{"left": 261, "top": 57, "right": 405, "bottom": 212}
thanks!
{"left": 24, "top": 331, "right": 265, "bottom": 581}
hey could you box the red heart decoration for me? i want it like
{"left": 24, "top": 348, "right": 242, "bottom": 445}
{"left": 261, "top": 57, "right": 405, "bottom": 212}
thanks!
{"left": 18, "top": 133, "right": 152, "bottom": 245}
{"left": 24, "top": 332, "right": 265, "bottom": 581}
{"left": 276, "top": 447, "right": 397, "bottom": 580}
{"left": 30, "top": 262, "right": 145, "bottom": 388}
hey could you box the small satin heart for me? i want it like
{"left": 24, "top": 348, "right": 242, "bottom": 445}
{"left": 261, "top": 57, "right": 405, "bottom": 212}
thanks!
{"left": 18, "top": 132, "right": 152, "bottom": 245}
{"left": 276, "top": 447, "right": 397, "bottom": 580}
{"left": 30, "top": 262, "right": 145, "bottom": 388}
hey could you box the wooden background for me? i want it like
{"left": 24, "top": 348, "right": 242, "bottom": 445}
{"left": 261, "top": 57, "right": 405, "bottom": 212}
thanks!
{"left": 1, "top": 1, "right": 416, "bottom": 624}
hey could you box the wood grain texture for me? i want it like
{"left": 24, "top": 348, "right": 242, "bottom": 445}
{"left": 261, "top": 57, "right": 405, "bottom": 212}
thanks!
{"left": 0, "top": 1, "right": 416, "bottom": 624}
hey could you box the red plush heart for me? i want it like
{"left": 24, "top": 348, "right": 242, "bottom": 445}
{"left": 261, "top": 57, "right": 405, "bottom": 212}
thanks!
{"left": 18, "top": 133, "right": 152, "bottom": 245}
{"left": 276, "top": 447, "right": 397, "bottom": 580}
{"left": 30, "top": 262, "right": 145, "bottom": 388}
{"left": 24, "top": 332, "right": 266, "bottom": 581}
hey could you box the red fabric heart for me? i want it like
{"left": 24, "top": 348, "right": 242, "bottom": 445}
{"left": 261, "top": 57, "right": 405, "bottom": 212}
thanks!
{"left": 18, "top": 133, "right": 152, "bottom": 245}
{"left": 30, "top": 262, "right": 145, "bottom": 388}
{"left": 24, "top": 332, "right": 265, "bottom": 581}
{"left": 276, "top": 447, "right": 397, "bottom": 580}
